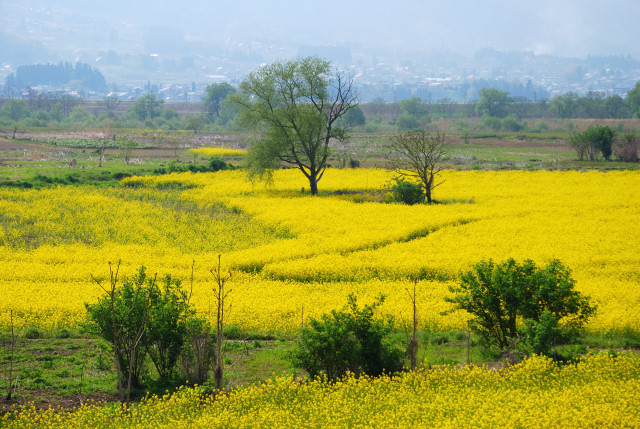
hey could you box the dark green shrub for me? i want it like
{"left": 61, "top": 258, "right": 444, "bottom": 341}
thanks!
{"left": 145, "top": 274, "right": 191, "bottom": 380}
{"left": 85, "top": 267, "right": 153, "bottom": 389}
{"left": 208, "top": 157, "right": 228, "bottom": 172}
{"left": 293, "top": 294, "right": 403, "bottom": 382}
{"left": 501, "top": 116, "right": 524, "bottom": 132}
{"left": 481, "top": 116, "right": 502, "bottom": 131}
{"left": 446, "top": 258, "right": 595, "bottom": 358}
{"left": 391, "top": 178, "right": 424, "bottom": 205}
{"left": 24, "top": 327, "right": 42, "bottom": 339}
{"left": 54, "top": 327, "right": 73, "bottom": 339}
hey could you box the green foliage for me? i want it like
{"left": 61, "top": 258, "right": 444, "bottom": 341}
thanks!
{"left": 1, "top": 99, "right": 29, "bottom": 122}
{"left": 117, "top": 136, "right": 139, "bottom": 164}
{"left": 614, "top": 132, "right": 639, "bottom": 162}
{"left": 232, "top": 56, "right": 357, "bottom": 195}
{"left": 446, "top": 258, "right": 596, "bottom": 357}
{"left": 180, "top": 317, "right": 214, "bottom": 385}
{"left": 391, "top": 178, "right": 424, "bottom": 205}
{"left": 293, "top": 294, "right": 403, "bottom": 381}
{"left": 24, "top": 327, "right": 43, "bottom": 339}
{"left": 476, "top": 88, "right": 511, "bottom": 118}
{"left": 129, "top": 94, "right": 164, "bottom": 121}
{"left": 569, "top": 124, "right": 616, "bottom": 161}
{"left": 204, "top": 82, "right": 236, "bottom": 119}
{"left": 481, "top": 116, "right": 502, "bottom": 131}
{"left": 624, "top": 81, "right": 640, "bottom": 118}
{"left": 396, "top": 113, "right": 420, "bottom": 131}
{"left": 85, "top": 267, "right": 152, "bottom": 388}
{"left": 145, "top": 274, "right": 191, "bottom": 380}
{"left": 341, "top": 105, "right": 366, "bottom": 127}
{"left": 501, "top": 116, "right": 525, "bottom": 132}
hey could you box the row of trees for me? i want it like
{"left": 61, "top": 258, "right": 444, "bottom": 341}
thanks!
{"left": 86, "top": 256, "right": 595, "bottom": 393}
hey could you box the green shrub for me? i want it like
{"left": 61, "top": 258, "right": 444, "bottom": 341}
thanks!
{"left": 24, "top": 327, "right": 43, "bottom": 339}
{"left": 293, "top": 294, "right": 403, "bottom": 382}
{"left": 145, "top": 274, "right": 191, "bottom": 380}
{"left": 446, "top": 258, "right": 596, "bottom": 358}
{"left": 501, "top": 116, "right": 525, "bottom": 132}
{"left": 54, "top": 327, "right": 73, "bottom": 339}
{"left": 391, "top": 178, "right": 424, "bottom": 205}
{"left": 85, "top": 267, "right": 153, "bottom": 388}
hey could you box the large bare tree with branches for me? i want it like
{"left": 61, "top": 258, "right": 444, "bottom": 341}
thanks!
{"left": 388, "top": 130, "right": 448, "bottom": 204}
{"left": 232, "top": 56, "right": 358, "bottom": 195}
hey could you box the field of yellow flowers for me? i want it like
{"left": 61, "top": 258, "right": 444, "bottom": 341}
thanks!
{"left": 3, "top": 353, "right": 639, "bottom": 428}
{"left": 0, "top": 168, "right": 639, "bottom": 333}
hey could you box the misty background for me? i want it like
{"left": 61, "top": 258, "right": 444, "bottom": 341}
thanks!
{"left": 2, "top": 0, "right": 640, "bottom": 101}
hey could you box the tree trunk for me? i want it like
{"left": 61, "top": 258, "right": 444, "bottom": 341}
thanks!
{"left": 309, "top": 172, "right": 319, "bottom": 195}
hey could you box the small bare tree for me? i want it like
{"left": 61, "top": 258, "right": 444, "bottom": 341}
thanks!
{"left": 388, "top": 130, "right": 448, "bottom": 203}
{"left": 406, "top": 281, "right": 419, "bottom": 371}
{"left": 210, "top": 255, "right": 232, "bottom": 391}
{"left": 5, "top": 310, "right": 16, "bottom": 401}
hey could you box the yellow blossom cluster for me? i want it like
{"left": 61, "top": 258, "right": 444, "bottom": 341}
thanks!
{"left": 4, "top": 353, "right": 640, "bottom": 428}
{"left": 189, "top": 147, "right": 248, "bottom": 157}
{"left": 0, "top": 168, "right": 639, "bottom": 332}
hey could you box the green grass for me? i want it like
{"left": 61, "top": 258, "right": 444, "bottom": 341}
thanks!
{"left": 1, "top": 325, "right": 638, "bottom": 412}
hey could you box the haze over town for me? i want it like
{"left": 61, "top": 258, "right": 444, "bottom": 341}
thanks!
{"left": 2, "top": 0, "right": 640, "bottom": 101}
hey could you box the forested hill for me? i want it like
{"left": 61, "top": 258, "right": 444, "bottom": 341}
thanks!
{"left": 6, "top": 62, "right": 107, "bottom": 92}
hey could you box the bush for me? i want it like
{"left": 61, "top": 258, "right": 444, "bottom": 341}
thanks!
{"left": 145, "top": 274, "right": 191, "bottom": 380}
{"left": 293, "top": 294, "right": 403, "bottom": 382}
{"left": 446, "top": 258, "right": 596, "bottom": 357}
{"left": 180, "top": 317, "right": 214, "bottom": 385}
{"left": 24, "top": 327, "right": 43, "bottom": 339}
{"left": 501, "top": 116, "right": 525, "bottom": 132}
{"left": 614, "top": 133, "right": 639, "bottom": 162}
{"left": 481, "top": 116, "right": 502, "bottom": 131}
{"left": 391, "top": 178, "right": 424, "bottom": 205}
{"left": 85, "top": 267, "right": 154, "bottom": 389}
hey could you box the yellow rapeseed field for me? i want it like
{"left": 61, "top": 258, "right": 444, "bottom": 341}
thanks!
{"left": 0, "top": 168, "right": 639, "bottom": 332}
{"left": 189, "top": 147, "right": 248, "bottom": 157}
{"left": 3, "top": 353, "right": 640, "bottom": 428}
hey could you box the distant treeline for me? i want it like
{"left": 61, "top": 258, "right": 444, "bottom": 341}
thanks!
{"left": 4, "top": 62, "right": 107, "bottom": 93}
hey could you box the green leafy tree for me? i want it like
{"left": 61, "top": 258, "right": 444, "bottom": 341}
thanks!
{"left": 117, "top": 135, "right": 138, "bottom": 164}
{"left": 625, "top": 81, "right": 640, "bottom": 117}
{"left": 446, "top": 258, "right": 596, "bottom": 356}
{"left": 185, "top": 114, "right": 206, "bottom": 133}
{"left": 130, "top": 94, "right": 164, "bottom": 121}
{"left": 550, "top": 92, "right": 579, "bottom": 119}
{"left": 293, "top": 294, "right": 403, "bottom": 381}
{"left": 476, "top": 88, "right": 511, "bottom": 118}
{"left": 204, "top": 82, "right": 235, "bottom": 120}
{"left": 231, "top": 56, "right": 357, "bottom": 195}
{"left": 397, "top": 97, "right": 428, "bottom": 131}
{"left": 86, "top": 265, "right": 153, "bottom": 399}
{"left": 341, "top": 105, "right": 366, "bottom": 127}
{"left": 0, "top": 99, "right": 29, "bottom": 122}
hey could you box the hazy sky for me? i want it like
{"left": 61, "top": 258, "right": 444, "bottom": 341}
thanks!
{"left": 3, "top": 0, "right": 640, "bottom": 58}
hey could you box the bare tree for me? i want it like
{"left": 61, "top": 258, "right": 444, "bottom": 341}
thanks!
{"left": 406, "top": 281, "right": 419, "bottom": 371}
{"left": 210, "top": 255, "right": 232, "bottom": 391}
{"left": 5, "top": 310, "right": 16, "bottom": 401}
{"left": 388, "top": 130, "right": 448, "bottom": 203}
